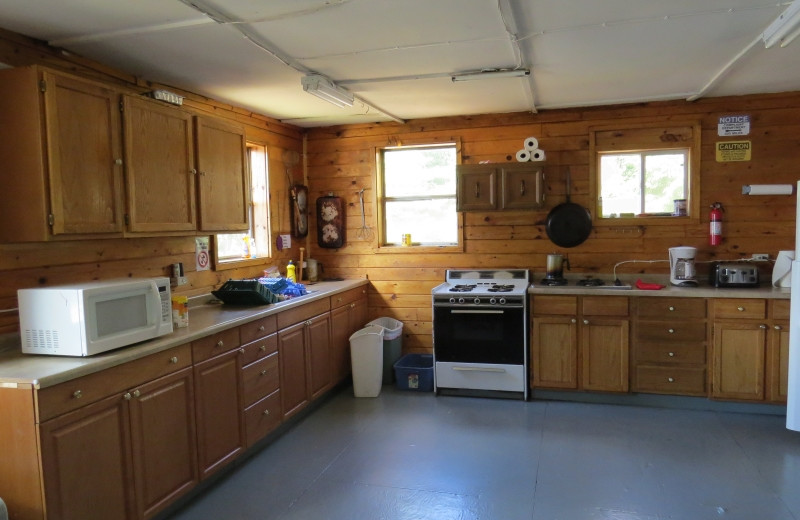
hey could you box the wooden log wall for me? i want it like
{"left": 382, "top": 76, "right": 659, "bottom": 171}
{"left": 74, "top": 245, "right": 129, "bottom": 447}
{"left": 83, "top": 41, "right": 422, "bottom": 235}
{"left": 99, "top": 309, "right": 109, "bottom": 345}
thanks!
{"left": 305, "top": 94, "right": 800, "bottom": 354}
{"left": 0, "top": 29, "right": 305, "bottom": 334}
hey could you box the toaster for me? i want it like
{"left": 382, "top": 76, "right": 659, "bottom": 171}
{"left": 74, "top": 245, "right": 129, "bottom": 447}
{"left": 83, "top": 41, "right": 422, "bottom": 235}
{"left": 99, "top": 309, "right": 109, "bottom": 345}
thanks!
{"left": 709, "top": 263, "right": 760, "bottom": 288}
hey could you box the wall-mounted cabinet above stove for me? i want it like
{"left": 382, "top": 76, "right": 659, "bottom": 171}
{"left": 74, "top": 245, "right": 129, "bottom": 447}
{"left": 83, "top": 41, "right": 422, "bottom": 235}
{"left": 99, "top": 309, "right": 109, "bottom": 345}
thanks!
{"left": 456, "top": 163, "right": 544, "bottom": 212}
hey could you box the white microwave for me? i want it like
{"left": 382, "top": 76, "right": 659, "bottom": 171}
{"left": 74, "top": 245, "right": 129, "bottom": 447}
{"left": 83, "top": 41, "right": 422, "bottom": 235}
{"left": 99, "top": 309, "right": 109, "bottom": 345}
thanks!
{"left": 18, "top": 277, "right": 173, "bottom": 357}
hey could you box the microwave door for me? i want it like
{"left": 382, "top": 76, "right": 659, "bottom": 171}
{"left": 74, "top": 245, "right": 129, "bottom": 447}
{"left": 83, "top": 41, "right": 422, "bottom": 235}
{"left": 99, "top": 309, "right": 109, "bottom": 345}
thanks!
{"left": 85, "top": 282, "right": 160, "bottom": 355}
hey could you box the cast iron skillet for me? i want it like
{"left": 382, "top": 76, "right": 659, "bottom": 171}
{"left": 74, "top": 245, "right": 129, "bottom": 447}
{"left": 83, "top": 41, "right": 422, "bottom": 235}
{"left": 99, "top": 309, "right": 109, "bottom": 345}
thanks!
{"left": 545, "top": 169, "right": 592, "bottom": 248}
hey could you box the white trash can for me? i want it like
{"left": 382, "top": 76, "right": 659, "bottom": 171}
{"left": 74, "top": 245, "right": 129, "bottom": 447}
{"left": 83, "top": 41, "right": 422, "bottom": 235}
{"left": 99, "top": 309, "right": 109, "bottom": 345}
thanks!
{"left": 349, "top": 325, "right": 385, "bottom": 397}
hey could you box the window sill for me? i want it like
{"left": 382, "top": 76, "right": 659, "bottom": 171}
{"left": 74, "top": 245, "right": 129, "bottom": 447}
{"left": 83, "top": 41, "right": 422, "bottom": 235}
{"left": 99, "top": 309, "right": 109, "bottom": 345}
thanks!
{"left": 214, "top": 257, "right": 269, "bottom": 271}
{"left": 377, "top": 244, "right": 463, "bottom": 254}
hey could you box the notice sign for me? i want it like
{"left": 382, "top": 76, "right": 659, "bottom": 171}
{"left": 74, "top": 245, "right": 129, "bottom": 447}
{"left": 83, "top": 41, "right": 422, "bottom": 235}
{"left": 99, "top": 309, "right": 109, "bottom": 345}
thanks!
{"left": 195, "top": 237, "right": 210, "bottom": 271}
{"left": 716, "top": 141, "right": 751, "bottom": 162}
{"left": 718, "top": 115, "right": 750, "bottom": 136}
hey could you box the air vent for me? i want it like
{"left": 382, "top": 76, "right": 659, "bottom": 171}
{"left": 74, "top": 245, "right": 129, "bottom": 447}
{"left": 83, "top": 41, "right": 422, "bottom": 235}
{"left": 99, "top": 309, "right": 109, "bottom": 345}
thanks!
{"left": 24, "top": 329, "right": 59, "bottom": 350}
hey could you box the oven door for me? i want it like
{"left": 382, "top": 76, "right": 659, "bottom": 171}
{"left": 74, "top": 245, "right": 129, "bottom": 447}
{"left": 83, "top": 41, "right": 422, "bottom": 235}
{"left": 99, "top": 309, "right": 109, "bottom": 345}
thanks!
{"left": 433, "top": 305, "right": 525, "bottom": 365}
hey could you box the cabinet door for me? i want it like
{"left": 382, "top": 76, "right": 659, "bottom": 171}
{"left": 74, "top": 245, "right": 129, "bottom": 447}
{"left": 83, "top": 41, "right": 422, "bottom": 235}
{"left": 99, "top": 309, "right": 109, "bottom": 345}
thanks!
{"left": 43, "top": 70, "right": 124, "bottom": 235}
{"left": 712, "top": 322, "right": 766, "bottom": 400}
{"left": 308, "top": 313, "right": 333, "bottom": 400}
{"left": 767, "top": 320, "right": 790, "bottom": 403}
{"left": 279, "top": 321, "right": 309, "bottom": 419}
{"left": 531, "top": 316, "right": 578, "bottom": 389}
{"left": 195, "top": 115, "right": 249, "bottom": 231}
{"left": 129, "top": 367, "right": 198, "bottom": 519}
{"left": 500, "top": 166, "right": 543, "bottom": 209}
{"left": 456, "top": 167, "right": 496, "bottom": 211}
{"left": 123, "top": 95, "right": 196, "bottom": 232}
{"left": 194, "top": 349, "right": 245, "bottom": 479}
{"left": 581, "top": 318, "right": 629, "bottom": 392}
{"left": 39, "top": 393, "right": 135, "bottom": 520}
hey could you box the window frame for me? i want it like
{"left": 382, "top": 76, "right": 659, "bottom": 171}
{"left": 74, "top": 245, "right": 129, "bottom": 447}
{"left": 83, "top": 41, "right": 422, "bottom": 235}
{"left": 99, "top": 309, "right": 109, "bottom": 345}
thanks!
{"left": 375, "top": 140, "right": 464, "bottom": 253}
{"left": 589, "top": 121, "right": 701, "bottom": 226}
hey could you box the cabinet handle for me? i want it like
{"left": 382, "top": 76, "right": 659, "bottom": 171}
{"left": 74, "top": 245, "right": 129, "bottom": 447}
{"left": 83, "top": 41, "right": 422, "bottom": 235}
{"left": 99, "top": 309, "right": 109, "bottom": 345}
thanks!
{"left": 774, "top": 325, "right": 783, "bottom": 331}
{"left": 668, "top": 306, "right": 675, "bottom": 311}
{"left": 583, "top": 319, "right": 589, "bottom": 325}
{"left": 759, "top": 324, "right": 767, "bottom": 329}
{"left": 133, "top": 390, "right": 141, "bottom": 398}
{"left": 474, "top": 182, "right": 480, "bottom": 198}
{"left": 668, "top": 328, "right": 675, "bottom": 334}
{"left": 216, "top": 340, "right": 224, "bottom": 348}
{"left": 520, "top": 180, "right": 526, "bottom": 196}
{"left": 261, "top": 369, "right": 268, "bottom": 376}
{"left": 667, "top": 377, "right": 675, "bottom": 383}
{"left": 259, "top": 344, "right": 267, "bottom": 352}
{"left": 737, "top": 306, "right": 745, "bottom": 312}
{"left": 72, "top": 390, "right": 83, "bottom": 399}
{"left": 263, "top": 409, "right": 270, "bottom": 416}
{"left": 123, "top": 392, "right": 132, "bottom": 400}
{"left": 169, "top": 356, "right": 178, "bottom": 364}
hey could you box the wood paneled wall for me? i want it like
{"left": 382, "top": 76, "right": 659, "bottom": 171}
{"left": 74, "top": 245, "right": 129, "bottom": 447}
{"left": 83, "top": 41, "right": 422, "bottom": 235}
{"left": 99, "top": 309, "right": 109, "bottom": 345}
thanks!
{"left": 0, "top": 29, "right": 305, "bottom": 333}
{"left": 305, "top": 94, "right": 800, "bottom": 353}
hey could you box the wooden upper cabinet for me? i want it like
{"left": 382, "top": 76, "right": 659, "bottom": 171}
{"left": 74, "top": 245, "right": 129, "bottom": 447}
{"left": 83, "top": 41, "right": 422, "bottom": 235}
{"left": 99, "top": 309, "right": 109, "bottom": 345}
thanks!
{"left": 122, "top": 95, "right": 196, "bottom": 233}
{"left": 0, "top": 66, "right": 125, "bottom": 241}
{"left": 457, "top": 163, "right": 544, "bottom": 211}
{"left": 194, "top": 115, "right": 249, "bottom": 232}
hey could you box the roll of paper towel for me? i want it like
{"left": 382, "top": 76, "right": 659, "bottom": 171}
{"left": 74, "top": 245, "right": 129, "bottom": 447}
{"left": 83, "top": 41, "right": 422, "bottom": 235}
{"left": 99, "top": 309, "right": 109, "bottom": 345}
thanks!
{"left": 516, "top": 149, "right": 531, "bottom": 162}
{"left": 773, "top": 250, "right": 794, "bottom": 287}
{"left": 529, "top": 149, "right": 546, "bottom": 161}
{"left": 523, "top": 137, "right": 539, "bottom": 151}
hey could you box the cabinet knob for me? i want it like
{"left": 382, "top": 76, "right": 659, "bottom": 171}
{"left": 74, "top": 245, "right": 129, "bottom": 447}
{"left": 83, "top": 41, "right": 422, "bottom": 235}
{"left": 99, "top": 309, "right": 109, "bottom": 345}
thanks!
{"left": 737, "top": 306, "right": 745, "bottom": 312}
{"left": 114, "top": 158, "right": 123, "bottom": 166}
{"left": 199, "top": 170, "right": 206, "bottom": 176}
{"left": 263, "top": 409, "right": 270, "bottom": 416}
{"left": 169, "top": 356, "right": 178, "bottom": 364}
{"left": 668, "top": 352, "right": 675, "bottom": 357}
{"left": 668, "top": 306, "right": 675, "bottom": 311}
{"left": 259, "top": 344, "right": 267, "bottom": 352}
{"left": 133, "top": 390, "right": 141, "bottom": 398}
{"left": 350, "top": 303, "right": 355, "bottom": 309}
{"left": 760, "top": 324, "right": 767, "bottom": 329}
{"left": 667, "top": 377, "right": 675, "bottom": 383}
{"left": 239, "top": 348, "right": 245, "bottom": 354}
{"left": 583, "top": 319, "right": 589, "bottom": 325}
{"left": 571, "top": 318, "right": 577, "bottom": 324}
{"left": 123, "top": 392, "right": 132, "bottom": 400}
{"left": 72, "top": 390, "right": 82, "bottom": 399}
{"left": 217, "top": 340, "right": 224, "bottom": 348}
{"left": 668, "top": 328, "right": 675, "bottom": 334}
{"left": 774, "top": 325, "right": 783, "bottom": 331}
{"left": 190, "top": 168, "right": 197, "bottom": 175}
{"left": 259, "top": 325, "right": 265, "bottom": 332}
{"left": 306, "top": 320, "right": 312, "bottom": 326}
{"left": 261, "top": 369, "right": 268, "bottom": 376}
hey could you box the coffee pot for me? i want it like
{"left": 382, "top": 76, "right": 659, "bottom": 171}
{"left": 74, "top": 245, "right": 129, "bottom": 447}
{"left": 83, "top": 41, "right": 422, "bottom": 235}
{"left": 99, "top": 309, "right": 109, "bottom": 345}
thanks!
{"left": 669, "top": 246, "right": 698, "bottom": 286}
{"left": 545, "top": 254, "right": 570, "bottom": 281}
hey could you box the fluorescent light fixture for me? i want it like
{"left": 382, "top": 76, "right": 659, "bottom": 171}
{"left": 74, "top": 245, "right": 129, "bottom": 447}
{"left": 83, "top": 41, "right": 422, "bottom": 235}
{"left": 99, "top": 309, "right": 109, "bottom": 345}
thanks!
{"left": 301, "top": 74, "right": 354, "bottom": 107}
{"left": 742, "top": 184, "right": 795, "bottom": 195}
{"left": 451, "top": 69, "right": 530, "bottom": 82}
{"left": 763, "top": 1, "right": 800, "bottom": 48}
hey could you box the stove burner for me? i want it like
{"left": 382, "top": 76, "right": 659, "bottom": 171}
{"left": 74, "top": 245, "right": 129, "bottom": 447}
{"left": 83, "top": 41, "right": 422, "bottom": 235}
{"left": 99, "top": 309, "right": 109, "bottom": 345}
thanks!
{"left": 449, "top": 284, "right": 477, "bottom": 292}
{"left": 540, "top": 277, "right": 568, "bottom": 286}
{"left": 487, "top": 284, "right": 515, "bottom": 293}
{"left": 577, "top": 278, "right": 606, "bottom": 287}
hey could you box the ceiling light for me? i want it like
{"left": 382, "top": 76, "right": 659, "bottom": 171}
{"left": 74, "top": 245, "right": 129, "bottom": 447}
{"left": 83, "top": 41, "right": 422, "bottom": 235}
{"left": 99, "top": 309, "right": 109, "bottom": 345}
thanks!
{"left": 763, "top": 1, "right": 800, "bottom": 48}
{"left": 451, "top": 69, "right": 530, "bottom": 82}
{"left": 301, "top": 74, "right": 354, "bottom": 107}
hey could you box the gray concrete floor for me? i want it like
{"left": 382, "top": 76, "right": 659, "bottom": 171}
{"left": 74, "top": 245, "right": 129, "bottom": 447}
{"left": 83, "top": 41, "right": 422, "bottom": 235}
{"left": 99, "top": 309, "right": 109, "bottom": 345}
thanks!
{"left": 167, "top": 387, "right": 800, "bottom": 520}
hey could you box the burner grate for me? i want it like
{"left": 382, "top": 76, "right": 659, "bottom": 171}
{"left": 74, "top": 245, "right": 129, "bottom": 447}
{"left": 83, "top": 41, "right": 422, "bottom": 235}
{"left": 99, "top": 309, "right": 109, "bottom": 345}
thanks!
{"left": 449, "top": 284, "right": 477, "bottom": 292}
{"left": 577, "top": 278, "right": 605, "bottom": 287}
{"left": 540, "top": 277, "right": 567, "bottom": 286}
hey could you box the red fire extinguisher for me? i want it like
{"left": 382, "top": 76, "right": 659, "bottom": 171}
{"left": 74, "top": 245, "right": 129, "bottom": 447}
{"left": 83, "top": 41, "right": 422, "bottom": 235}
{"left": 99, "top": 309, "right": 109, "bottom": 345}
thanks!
{"left": 709, "top": 202, "right": 724, "bottom": 246}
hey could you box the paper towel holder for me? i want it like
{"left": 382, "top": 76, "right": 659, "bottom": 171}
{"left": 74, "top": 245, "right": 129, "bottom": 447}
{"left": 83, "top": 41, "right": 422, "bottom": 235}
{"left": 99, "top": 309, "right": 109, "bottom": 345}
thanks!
{"left": 742, "top": 184, "right": 795, "bottom": 195}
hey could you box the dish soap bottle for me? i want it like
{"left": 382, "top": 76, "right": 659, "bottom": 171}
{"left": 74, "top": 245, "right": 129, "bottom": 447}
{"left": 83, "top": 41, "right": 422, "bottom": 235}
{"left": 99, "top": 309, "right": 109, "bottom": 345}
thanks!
{"left": 286, "top": 260, "right": 296, "bottom": 282}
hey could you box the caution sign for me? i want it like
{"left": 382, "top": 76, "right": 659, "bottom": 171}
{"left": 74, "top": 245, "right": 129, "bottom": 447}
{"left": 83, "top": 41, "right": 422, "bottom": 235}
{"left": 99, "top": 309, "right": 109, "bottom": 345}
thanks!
{"left": 718, "top": 115, "right": 750, "bottom": 136}
{"left": 715, "top": 141, "right": 751, "bottom": 162}
{"left": 195, "top": 237, "right": 210, "bottom": 271}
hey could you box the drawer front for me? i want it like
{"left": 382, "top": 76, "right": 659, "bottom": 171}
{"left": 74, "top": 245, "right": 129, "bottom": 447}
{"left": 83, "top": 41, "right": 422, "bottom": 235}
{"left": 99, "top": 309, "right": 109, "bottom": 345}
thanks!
{"left": 635, "top": 366, "right": 706, "bottom": 395}
{"left": 245, "top": 390, "right": 281, "bottom": 447}
{"left": 772, "top": 299, "right": 791, "bottom": 321}
{"left": 241, "top": 333, "right": 278, "bottom": 366}
{"left": 242, "top": 352, "right": 280, "bottom": 407}
{"left": 330, "top": 286, "right": 368, "bottom": 309}
{"left": 277, "top": 298, "right": 331, "bottom": 330}
{"left": 191, "top": 327, "right": 241, "bottom": 363}
{"left": 636, "top": 297, "right": 706, "bottom": 319}
{"left": 583, "top": 296, "right": 628, "bottom": 317}
{"left": 532, "top": 295, "right": 577, "bottom": 316}
{"left": 636, "top": 320, "right": 706, "bottom": 342}
{"left": 713, "top": 298, "right": 766, "bottom": 319}
{"left": 37, "top": 343, "right": 192, "bottom": 422}
{"left": 635, "top": 342, "right": 706, "bottom": 365}
{"left": 239, "top": 315, "right": 277, "bottom": 344}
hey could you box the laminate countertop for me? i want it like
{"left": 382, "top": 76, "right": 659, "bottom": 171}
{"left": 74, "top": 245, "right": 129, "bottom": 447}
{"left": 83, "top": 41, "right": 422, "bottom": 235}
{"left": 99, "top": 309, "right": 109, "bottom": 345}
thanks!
{"left": 0, "top": 279, "right": 368, "bottom": 389}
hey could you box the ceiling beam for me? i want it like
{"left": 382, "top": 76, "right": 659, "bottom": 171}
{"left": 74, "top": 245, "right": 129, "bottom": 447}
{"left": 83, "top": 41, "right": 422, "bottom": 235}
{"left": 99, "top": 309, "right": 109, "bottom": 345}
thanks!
{"left": 497, "top": 0, "right": 537, "bottom": 113}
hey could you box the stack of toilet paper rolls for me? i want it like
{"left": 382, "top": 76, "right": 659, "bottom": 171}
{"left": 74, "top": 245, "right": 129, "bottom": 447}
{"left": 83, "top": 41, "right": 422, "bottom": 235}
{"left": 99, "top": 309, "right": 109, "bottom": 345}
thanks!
{"left": 515, "top": 137, "right": 546, "bottom": 162}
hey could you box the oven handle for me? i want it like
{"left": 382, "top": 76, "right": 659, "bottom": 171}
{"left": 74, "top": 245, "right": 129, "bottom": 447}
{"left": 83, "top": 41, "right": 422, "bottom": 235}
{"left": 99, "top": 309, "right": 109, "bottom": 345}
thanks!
{"left": 449, "top": 309, "right": 505, "bottom": 314}
{"left": 452, "top": 366, "right": 507, "bottom": 373}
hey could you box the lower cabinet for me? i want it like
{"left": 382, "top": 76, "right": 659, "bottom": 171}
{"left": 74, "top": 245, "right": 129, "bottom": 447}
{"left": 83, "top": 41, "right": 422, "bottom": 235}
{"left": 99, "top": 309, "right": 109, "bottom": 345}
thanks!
{"left": 278, "top": 311, "right": 332, "bottom": 419}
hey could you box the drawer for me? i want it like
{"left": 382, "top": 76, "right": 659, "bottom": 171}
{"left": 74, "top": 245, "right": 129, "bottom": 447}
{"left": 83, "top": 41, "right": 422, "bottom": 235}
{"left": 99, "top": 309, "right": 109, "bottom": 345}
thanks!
{"left": 330, "top": 286, "right": 368, "bottom": 309}
{"left": 772, "top": 299, "right": 791, "bottom": 321}
{"left": 191, "top": 327, "right": 241, "bottom": 363}
{"left": 277, "top": 298, "right": 331, "bottom": 330}
{"left": 242, "top": 352, "right": 279, "bottom": 407}
{"left": 636, "top": 297, "right": 706, "bottom": 319}
{"left": 636, "top": 320, "right": 706, "bottom": 342}
{"left": 37, "top": 343, "right": 192, "bottom": 422}
{"left": 532, "top": 295, "right": 577, "bottom": 316}
{"left": 240, "top": 333, "right": 278, "bottom": 366}
{"left": 244, "top": 390, "right": 281, "bottom": 447}
{"left": 713, "top": 299, "right": 766, "bottom": 320}
{"left": 239, "top": 315, "right": 277, "bottom": 344}
{"left": 583, "top": 296, "right": 628, "bottom": 317}
{"left": 635, "top": 366, "right": 706, "bottom": 396}
{"left": 635, "top": 342, "right": 706, "bottom": 365}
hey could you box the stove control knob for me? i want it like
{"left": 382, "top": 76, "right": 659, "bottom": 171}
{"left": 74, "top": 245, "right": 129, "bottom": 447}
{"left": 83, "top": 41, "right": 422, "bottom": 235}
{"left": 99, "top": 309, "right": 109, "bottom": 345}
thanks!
{"left": 489, "top": 297, "right": 497, "bottom": 305}
{"left": 499, "top": 297, "right": 506, "bottom": 305}
{"left": 473, "top": 297, "right": 481, "bottom": 305}
{"left": 458, "top": 297, "right": 465, "bottom": 304}
{"left": 449, "top": 297, "right": 456, "bottom": 304}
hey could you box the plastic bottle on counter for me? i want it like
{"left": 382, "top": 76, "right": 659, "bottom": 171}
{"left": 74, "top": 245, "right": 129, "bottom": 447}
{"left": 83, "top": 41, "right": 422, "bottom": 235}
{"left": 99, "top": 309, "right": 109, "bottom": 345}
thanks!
{"left": 286, "top": 260, "right": 296, "bottom": 282}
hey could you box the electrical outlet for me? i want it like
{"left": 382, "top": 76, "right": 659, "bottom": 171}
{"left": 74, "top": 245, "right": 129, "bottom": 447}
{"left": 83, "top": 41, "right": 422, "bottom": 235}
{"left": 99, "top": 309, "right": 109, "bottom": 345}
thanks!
{"left": 752, "top": 254, "right": 769, "bottom": 261}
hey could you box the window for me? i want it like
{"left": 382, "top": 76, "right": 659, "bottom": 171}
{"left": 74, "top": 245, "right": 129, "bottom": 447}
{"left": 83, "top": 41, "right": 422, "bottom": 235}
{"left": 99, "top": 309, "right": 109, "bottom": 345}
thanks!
{"left": 590, "top": 121, "right": 700, "bottom": 224}
{"left": 378, "top": 144, "right": 460, "bottom": 247}
{"left": 598, "top": 150, "right": 688, "bottom": 217}
{"left": 215, "top": 143, "right": 270, "bottom": 265}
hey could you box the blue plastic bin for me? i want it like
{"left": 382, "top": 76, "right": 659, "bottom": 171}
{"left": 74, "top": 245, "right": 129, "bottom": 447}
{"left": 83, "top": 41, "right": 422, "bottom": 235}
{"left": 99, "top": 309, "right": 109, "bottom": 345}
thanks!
{"left": 393, "top": 354, "right": 434, "bottom": 392}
